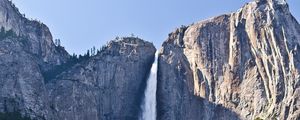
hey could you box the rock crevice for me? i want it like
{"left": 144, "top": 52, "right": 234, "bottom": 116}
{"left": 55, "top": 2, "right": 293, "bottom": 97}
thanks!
{"left": 157, "top": 0, "right": 300, "bottom": 119}
{"left": 0, "top": 0, "right": 156, "bottom": 119}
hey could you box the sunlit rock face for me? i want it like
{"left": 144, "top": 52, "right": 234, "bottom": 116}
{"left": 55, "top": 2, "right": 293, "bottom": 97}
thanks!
{"left": 157, "top": 0, "right": 300, "bottom": 119}
{"left": 0, "top": 0, "right": 156, "bottom": 119}
{"left": 47, "top": 38, "right": 156, "bottom": 120}
{"left": 0, "top": 0, "right": 69, "bottom": 119}
{"left": 0, "top": 0, "right": 69, "bottom": 68}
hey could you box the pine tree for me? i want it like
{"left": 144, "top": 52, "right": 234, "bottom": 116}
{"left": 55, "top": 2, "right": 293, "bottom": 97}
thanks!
{"left": 130, "top": 33, "right": 135, "bottom": 37}
{"left": 91, "top": 46, "right": 96, "bottom": 56}
{"left": 0, "top": 27, "right": 5, "bottom": 39}
{"left": 55, "top": 39, "right": 61, "bottom": 46}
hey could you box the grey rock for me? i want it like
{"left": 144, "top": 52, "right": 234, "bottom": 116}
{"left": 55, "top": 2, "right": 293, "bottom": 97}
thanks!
{"left": 47, "top": 38, "right": 156, "bottom": 120}
{"left": 0, "top": 37, "right": 54, "bottom": 119}
{"left": 0, "top": 0, "right": 69, "bottom": 67}
{"left": 0, "top": 0, "right": 156, "bottom": 119}
{"left": 0, "top": 0, "right": 69, "bottom": 119}
{"left": 157, "top": 0, "right": 300, "bottom": 119}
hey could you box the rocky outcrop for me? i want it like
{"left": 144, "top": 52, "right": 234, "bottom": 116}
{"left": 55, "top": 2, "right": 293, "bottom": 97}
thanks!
{"left": 0, "top": 0, "right": 69, "bottom": 68}
{"left": 0, "top": 0, "right": 156, "bottom": 119}
{"left": 157, "top": 0, "right": 300, "bottom": 119}
{"left": 47, "top": 38, "right": 156, "bottom": 120}
{"left": 0, "top": 35, "right": 54, "bottom": 119}
{"left": 0, "top": 0, "right": 69, "bottom": 119}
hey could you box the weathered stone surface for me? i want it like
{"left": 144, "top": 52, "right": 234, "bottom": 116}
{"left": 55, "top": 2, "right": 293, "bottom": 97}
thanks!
{"left": 47, "top": 37, "right": 156, "bottom": 120}
{"left": 0, "top": 0, "right": 69, "bottom": 67}
{"left": 0, "top": 0, "right": 69, "bottom": 119}
{"left": 0, "top": 37, "right": 54, "bottom": 119}
{"left": 157, "top": 0, "right": 300, "bottom": 119}
{"left": 157, "top": 26, "right": 240, "bottom": 120}
{"left": 0, "top": 0, "right": 156, "bottom": 119}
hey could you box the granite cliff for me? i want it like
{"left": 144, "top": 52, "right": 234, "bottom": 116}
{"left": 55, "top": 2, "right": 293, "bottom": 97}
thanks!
{"left": 0, "top": 0, "right": 156, "bottom": 119}
{"left": 47, "top": 38, "right": 156, "bottom": 120}
{"left": 1, "top": 0, "right": 300, "bottom": 119}
{"left": 157, "top": 0, "right": 300, "bottom": 119}
{"left": 0, "top": 0, "right": 69, "bottom": 119}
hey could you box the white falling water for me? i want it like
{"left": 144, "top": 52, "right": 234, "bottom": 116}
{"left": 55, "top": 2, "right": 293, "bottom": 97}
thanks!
{"left": 140, "top": 52, "right": 158, "bottom": 120}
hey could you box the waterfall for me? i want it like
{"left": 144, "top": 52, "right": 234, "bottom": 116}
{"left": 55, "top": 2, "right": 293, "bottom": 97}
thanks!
{"left": 140, "top": 52, "right": 158, "bottom": 120}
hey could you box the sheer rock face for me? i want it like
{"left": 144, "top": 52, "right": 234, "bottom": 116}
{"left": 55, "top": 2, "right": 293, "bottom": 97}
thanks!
{"left": 47, "top": 38, "right": 156, "bottom": 120}
{"left": 0, "top": 0, "right": 69, "bottom": 119}
{"left": 0, "top": 0, "right": 69, "bottom": 67}
{"left": 157, "top": 0, "right": 300, "bottom": 119}
{"left": 0, "top": 37, "right": 54, "bottom": 119}
{"left": 0, "top": 0, "right": 156, "bottom": 119}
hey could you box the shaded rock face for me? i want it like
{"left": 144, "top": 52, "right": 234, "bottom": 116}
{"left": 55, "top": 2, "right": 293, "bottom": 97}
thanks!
{"left": 0, "top": 0, "right": 156, "bottom": 119}
{"left": 47, "top": 38, "right": 156, "bottom": 120}
{"left": 157, "top": 0, "right": 300, "bottom": 119}
{"left": 0, "top": 37, "right": 54, "bottom": 119}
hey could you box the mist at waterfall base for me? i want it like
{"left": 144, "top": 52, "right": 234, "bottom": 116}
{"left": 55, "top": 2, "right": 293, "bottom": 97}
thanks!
{"left": 140, "top": 53, "right": 158, "bottom": 120}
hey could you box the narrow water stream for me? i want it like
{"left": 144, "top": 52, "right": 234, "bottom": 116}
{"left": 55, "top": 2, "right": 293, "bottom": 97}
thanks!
{"left": 140, "top": 52, "right": 158, "bottom": 120}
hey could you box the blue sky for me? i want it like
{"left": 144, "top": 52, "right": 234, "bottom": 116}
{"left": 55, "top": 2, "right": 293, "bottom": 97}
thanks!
{"left": 11, "top": 0, "right": 300, "bottom": 54}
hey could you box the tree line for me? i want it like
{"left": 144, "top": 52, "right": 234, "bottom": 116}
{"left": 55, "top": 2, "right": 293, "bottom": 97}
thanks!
{"left": 44, "top": 43, "right": 108, "bottom": 82}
